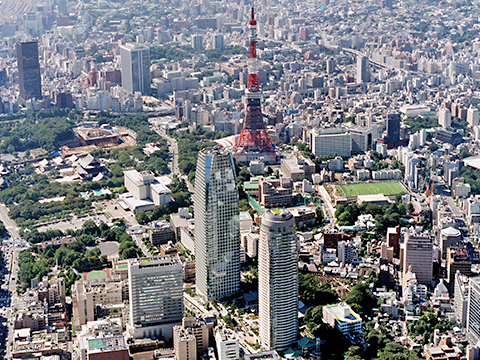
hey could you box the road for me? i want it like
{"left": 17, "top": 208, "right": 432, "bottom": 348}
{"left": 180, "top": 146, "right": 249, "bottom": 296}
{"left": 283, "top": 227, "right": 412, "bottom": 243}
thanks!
{"left": 446, "top": 197, "right": 463, "bottom": 219}
{"left": 316, "top": 185, "right": 336, "bottom": 225}
{"left": 0, "top": 203, "right": 21, "bottom": 358}
{"left": 5, "top": 246, "right": 19, "bottom": 359}
{"left": 132, "top": 234, "right": 152, "bottom": 257}
{"left": 150, "top": 123, "right": 194, "bottom": 194}
{"left": 0, "top": 204, "right": 20, "bottom": 241}
{"left": 431, "top": 175, "right": 463, "bottom": 218}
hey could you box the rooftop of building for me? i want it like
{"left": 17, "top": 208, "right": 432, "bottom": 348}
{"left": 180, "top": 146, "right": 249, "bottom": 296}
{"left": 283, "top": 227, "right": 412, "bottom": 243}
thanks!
{"left": 324, "top": 302, "right": 362, "bottom": 323}
{"left": 129, "top": 255, "right": 181, "bottom": 268}
{"left": 261, "top": 208, "right": 295, "bottom": 228}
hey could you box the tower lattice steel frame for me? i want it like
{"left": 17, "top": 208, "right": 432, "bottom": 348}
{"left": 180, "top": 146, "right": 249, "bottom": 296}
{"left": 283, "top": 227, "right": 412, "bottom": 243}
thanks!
{"left": 233, "top": 6, "right": 276, "bottom": 163}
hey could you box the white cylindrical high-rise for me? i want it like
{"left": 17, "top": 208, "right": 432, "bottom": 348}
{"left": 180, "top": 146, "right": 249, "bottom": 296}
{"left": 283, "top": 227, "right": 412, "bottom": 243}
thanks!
{"left": 259, "top": 209, "right": 298, "bottom": 351}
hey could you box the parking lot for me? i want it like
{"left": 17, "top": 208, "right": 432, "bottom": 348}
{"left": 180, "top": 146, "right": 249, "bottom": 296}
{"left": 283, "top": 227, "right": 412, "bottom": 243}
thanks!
{"left": 101, "top": 199, "right": 137, "bottom": 226}
{"left": 36, "top": 213, "right": 109, "bottom": 232}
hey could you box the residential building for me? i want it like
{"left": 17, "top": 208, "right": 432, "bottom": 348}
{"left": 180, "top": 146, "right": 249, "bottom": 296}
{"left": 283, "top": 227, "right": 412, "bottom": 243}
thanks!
{"left": 402, "top": 269, "right": 428, "bottom": 304}
{"left": 173, "top": 326, "right": 197, "bottom": 360}
{"left": 327, "top": 157, "right": 344, "bottom": 172}
{"left": 424, "top": 336, "right": 466, "bottom": 360}
{"left": 215, "top": 328, "right": 239, "bottom": 360}
{"left": 72, "top": 278, "right": 124, "bottom": 331}
{"left": 213, "top": 33, "right": 224, "bottom": 50}
{"left": 258, "top": 177, "right": 294, "bottom": 208}
{"left": 455, "top": 271, "right": 470, "bottom": 327}
{"left": 149, "top": 220, "right": 175, "bottom": 246}
{"left": 439, "top": 108, "right": 452, "bottom": 129}
{"left": 467, "top": 277, "right": 480, "bottom": 344}
{"left": 194, "top": 148, "right": 240, "bottom": 301}
{"left": 259, "top": 209, "right": 298, "bottom": 351}
{"left": 16, "top": 40, "right": 42, "bottom": 102}
{"left": 468, "top": 107, "right": 479, "bottom": 127}
{"left": 192, "top": 35, "right": 203, "bottom": 50}
{"left": 447, "top": 246, "right": 472, "bottom": 285}
{"left": 323, "top": 303, "right": 362, "bottom": 337}
{"left": 338, "top": 241, "right": 358, "bottom": 264}
{"left": 180, "top": 317, "right": 212, "bottom": 357}
{"left": 439, "top": 227, "right": 462, "bottom": 258}
{"left": 127, "top": 255, "right": 183, "bottom": 339}
{"left": 356, "top": 55, "right": 370, "bottom": 84}
{"left": 119, "top": 43, "right": 151, "bottom": 94}
{"left": 403, "top": 229, "right": 433, "bottom": 286}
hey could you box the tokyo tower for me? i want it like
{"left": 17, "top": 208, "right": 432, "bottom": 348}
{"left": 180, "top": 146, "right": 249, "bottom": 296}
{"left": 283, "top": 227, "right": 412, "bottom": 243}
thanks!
{"left": 233, "top": 5, "right": 276, "bottom": 164}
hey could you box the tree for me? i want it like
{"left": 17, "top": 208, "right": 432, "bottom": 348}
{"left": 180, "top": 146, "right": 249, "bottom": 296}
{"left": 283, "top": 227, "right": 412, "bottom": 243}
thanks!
{"left": 343, "top": 283, "right": 378, "bottom": 318}
{"left": 406, "top": 203, "right": 414, "bottom": 214}
{"left": 315, "top": 206, "right": 324, "bottom": 225}
{"left": 429, "top": 143, "right": 439, "bottom": 152}
{"left": 135, "top": 211, "right": 149, "bottom": 225}
{"left": 299, "top": 273, "right": 338, "bottom": 305}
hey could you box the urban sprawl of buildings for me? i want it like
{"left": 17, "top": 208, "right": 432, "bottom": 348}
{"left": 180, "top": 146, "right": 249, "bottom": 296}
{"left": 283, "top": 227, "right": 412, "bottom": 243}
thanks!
{"left": 4, "top": 0, "right": 480, "bottom": 359}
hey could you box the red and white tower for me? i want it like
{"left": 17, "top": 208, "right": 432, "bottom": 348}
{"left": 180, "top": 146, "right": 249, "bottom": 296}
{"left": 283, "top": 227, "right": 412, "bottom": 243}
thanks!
{"left": 233, "top": 6, "right": 276, "bottom": 164}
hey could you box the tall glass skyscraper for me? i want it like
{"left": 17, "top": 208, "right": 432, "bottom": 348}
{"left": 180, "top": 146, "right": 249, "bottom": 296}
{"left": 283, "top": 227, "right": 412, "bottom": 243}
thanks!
{"left": 16, "top": 40, "right": 42, "bottom": 102}
{"left": 259, "top": 209, "right": 298, "bottom": 351}
{"left": 194, "top": 147, "right": 240, "bottom": 301}
{"left": 119, "top": 43, "right": 151, "bottom": 95}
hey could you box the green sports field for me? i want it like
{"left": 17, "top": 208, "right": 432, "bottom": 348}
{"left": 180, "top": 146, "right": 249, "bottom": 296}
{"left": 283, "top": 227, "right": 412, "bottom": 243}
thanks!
{"left": 339, "top": 181, "right": 408, "bottom": 197}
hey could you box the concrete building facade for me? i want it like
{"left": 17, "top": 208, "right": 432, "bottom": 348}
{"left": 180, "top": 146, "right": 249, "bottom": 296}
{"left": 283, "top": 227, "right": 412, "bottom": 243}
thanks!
{"left": 259, "top": 209, "right": 298, "bottom": 351}
{"left": 128, "top": 255, "right": 183, "bottom": 339}
{"left": 403, "top": 229, "right": 433, "bottom": 286}
{"left": 120, "top": 43, "right": 151, "bottom": 94}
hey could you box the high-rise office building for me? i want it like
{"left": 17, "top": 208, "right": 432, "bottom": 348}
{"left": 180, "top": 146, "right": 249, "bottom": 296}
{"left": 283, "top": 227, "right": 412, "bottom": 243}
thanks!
{"left": 438, "top": 108, "right": 452, "bottom": 129}
{"left": 213, "top": 33, "right": 224, "bottom": 50}
{"left": 259, "top": 209, "right": 298, "bottom": 351}
{"left": 128, "top": 255, "right": 183, "bottom": 339}
{"left": 468, "top": 107, "right": 480, "bottom": 127}
{"left": 119, "top": 43, "right": 151, "bottom": 95}
{"left": 447, "top": 246, "right": 472, "bottom": 285}
{"left": 356, "top": 55, "right": 370, "bottom": 84}
{"left": 326, "top": 58, "right": 335, "bottom": 74}
{"left": 16, "top": 40, "right": 42, "bottom": 102}
{"left": 386, "top": 113, "right": 401, "bottom": 146}
{"left": 194, "top": 148, "right": 240, "bottom": 301}
{"left": 403, "top": 229, "right": 433, "bottom": 287}
{"left": 192, "top": 34, "right": 203, "bottom": 50}
{"left": 455, "top": 271, "right": 470, "bottom": 327}
{"left": 58, "top": 0, "right": 67, "bottom": 15}
{"left": 467, "top": 277, "right": 480, "bottom": 344}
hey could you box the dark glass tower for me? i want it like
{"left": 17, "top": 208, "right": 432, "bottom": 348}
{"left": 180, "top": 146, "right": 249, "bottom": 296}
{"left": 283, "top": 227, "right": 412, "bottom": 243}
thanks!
{"left": 16, "top": 40, "right": 42, "bottom": 102}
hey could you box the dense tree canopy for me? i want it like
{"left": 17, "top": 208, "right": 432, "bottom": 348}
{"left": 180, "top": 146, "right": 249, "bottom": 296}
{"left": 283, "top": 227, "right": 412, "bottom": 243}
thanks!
{"left": 335, "top": 201, "right": 407, "bottom": 233}
{"left": 298, "top": 273, "right": 338, "bottom": 306}
{"left": 17, "top": 219, "right": 142, "bottom": 292}
{"left": 343, "top": 283, "right": 378, "bottom": 318}
{"left": 407, "top": 308, "right": 454, "bottom": 345}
